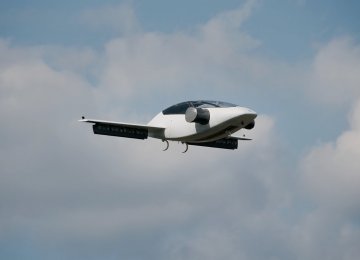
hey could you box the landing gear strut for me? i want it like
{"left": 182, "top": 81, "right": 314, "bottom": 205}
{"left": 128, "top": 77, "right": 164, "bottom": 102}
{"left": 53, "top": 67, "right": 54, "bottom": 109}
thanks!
{"left": 162, "top": 140, "right": 169, "bottom": 151}
{"left": 182, "top": 143, "right": 188, "bottom": 153}
{"left": 162, "top": 140, "right": 189, "bottom": 153}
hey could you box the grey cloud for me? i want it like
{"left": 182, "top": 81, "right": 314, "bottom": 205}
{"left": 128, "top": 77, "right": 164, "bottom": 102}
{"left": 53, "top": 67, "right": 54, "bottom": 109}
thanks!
{"left": 0, "top": 42, "right": 283, "bottom": 258}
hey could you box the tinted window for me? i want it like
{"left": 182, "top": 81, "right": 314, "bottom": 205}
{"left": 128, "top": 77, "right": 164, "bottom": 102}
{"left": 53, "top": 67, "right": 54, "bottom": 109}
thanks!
{"left": 162, "top": 102, "right": 192, "bottom": 115}
{"left": 193, "top": 101, "right": 218, "bottom": 109}
{"left": 162, "top": 100, "right": 238, "bottom": 115}
{"left": 203, "top": 100, "right": 237, "bottom": 108}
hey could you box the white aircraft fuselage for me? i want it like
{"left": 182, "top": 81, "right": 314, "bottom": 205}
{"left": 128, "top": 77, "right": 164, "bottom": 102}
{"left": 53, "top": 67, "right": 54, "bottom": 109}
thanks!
{"left": 148, "top": 106, "right": 257, "bottom": 142}
{"left": 80, "top": 100, "right": 257, "bottom": 152}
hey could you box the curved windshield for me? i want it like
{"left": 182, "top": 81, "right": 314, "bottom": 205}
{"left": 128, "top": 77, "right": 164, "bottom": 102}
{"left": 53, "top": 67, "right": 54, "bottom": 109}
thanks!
{"left": 162, "top": 100, "right": 237, "bottom": 115}
{"left": 203, "top": 100, "right": 238, "bottom": 108}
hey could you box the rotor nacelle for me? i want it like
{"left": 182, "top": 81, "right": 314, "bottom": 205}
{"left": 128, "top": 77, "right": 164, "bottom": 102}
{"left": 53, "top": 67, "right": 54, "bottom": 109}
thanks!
{"left": 244, "top": 120, "right": 255, "bottom": 130}
{"left": 185, "top": 107, "right": 210, "bottom": 125}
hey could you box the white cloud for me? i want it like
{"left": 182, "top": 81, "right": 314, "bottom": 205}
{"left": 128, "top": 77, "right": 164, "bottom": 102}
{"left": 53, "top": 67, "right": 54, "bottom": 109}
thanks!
{"left": 308, "top": 37, "right": 360, "bottom": 105}
{"left": 301, "top": 38, "right": 360, "bottom": 212}
{"left": 0, "top": 14, "right": 284, "bottom": 258}
{"left": 96, "top": 0, "right": 266, "bottom": 100}
{"left": 301, "top": 99, "right": 360, "bottom": 212}
{"left": 93, "top": 0, "right": 307, "bottom": 106}
{"left": 294, "top": 38, "right": 360, "bottom": 259}
{"left": 2, "top": 0, "right": 360, "bottom": 259}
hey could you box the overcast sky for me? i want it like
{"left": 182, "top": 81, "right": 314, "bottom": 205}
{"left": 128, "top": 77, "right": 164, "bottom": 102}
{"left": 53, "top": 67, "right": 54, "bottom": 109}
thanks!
{"left": 1, "top": 0, "right": 360, "bottom": 259}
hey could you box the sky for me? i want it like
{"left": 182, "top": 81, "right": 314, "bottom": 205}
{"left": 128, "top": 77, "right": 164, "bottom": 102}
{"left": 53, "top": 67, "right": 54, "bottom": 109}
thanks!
{"left": 1, "top": 0, "right": 360, "bottom": 259}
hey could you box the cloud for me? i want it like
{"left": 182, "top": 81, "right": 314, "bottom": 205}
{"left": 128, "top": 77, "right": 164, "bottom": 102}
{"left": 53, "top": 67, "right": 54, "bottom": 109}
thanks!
{"left": 301, "top": 99, "right": 360, "bottom": 212}
{"left": 0, "top": 16, "right": 284, "bottom": 259}
{"left": 297, "top": 50, "right": 360, "bottom": 259}
{"left": 300, "top": 37, "right": 360, "bottom": 215}
{"left": 96, "top": 0, "right": 264, "bottom": 101}
{"left": 94, "top": 0, "right": 308, "bottom": 107}
{"left": 79, "top": 3, "right": 141, "bottom": 35}
{"left": 1, "top": 0, "right": 360, "bottom": 259}
{"left": 308, "top": 37, "right": 360, "bottom": 105}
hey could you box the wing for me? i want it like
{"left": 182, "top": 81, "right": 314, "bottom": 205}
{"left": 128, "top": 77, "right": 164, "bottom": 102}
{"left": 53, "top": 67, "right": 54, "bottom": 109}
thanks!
{"left": 228, "top": 135, "right": 252, "bottom": 141}
{"left": 79, "top": 118, "right": 165, "bottom": 140}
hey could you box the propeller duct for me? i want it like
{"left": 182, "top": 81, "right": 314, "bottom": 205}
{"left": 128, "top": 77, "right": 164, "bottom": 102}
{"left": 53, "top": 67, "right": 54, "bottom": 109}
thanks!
{"left": 185, "top": 107, "right": 210, "bottom": 125}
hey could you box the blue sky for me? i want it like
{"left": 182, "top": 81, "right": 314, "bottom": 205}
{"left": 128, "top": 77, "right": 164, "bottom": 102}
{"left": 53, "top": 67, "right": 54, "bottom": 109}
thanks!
{"left": 1, "top": 1, "right": 360, "bottom": 259}
{"left": 1, "top": 0, "right": 359, "bottom": 49}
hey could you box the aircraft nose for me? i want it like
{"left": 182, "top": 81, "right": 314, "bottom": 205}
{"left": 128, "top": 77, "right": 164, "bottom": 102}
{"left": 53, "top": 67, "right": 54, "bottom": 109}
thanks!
{"left": 241, "top": 107, "right": 257, "bottom": 119}
{"left": 235, "top": 107, "right": 257, "bottom": 130}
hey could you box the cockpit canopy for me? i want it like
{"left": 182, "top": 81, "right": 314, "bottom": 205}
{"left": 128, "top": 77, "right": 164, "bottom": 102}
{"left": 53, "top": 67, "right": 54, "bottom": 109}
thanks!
{"left": 162, "top": 100, "right": 238, "bottom": 115}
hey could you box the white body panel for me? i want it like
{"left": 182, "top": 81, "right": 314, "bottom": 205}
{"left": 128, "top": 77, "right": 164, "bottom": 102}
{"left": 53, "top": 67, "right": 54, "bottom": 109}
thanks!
{"left": 148, "top": 106, "right": 257, "bottom": 142}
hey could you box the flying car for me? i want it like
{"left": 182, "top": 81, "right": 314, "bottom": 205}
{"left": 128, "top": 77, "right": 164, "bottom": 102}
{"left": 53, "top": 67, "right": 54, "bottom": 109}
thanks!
{"left": 80, "top": 100, "right": 257, "bottom": 152}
